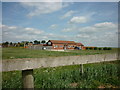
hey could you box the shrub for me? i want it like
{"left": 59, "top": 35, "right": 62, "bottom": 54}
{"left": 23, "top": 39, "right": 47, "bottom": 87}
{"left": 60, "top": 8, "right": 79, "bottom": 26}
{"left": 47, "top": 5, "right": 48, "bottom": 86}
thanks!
{"left": 94, "top": 47, "right": 98, "bottom": 50}
{"left": 86, "top": 47, "right": 89, "bottom": 50}
{"left": 89, "top": 47, "right": 93, "bottom": 50}
{"left": 103, "top": 47, "right": 108, "bottom": 50}
{"left": 98, "top": 48, "right": 102, "bottom": 50}
{"left": 107, "top": 47, "right": 112, "bottom": 50}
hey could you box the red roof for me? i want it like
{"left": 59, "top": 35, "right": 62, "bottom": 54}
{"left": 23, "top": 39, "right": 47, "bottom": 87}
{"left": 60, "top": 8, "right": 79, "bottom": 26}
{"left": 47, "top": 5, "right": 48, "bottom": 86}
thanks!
{"left": 49, "top": 40, "right": 76, "bottom": 44}
{"left": 75, "top": 43, "right": 84, "bottom": 46}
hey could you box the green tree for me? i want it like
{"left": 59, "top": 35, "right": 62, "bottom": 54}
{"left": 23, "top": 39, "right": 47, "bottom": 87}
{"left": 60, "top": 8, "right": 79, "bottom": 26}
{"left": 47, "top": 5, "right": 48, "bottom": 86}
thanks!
{"left": 94, "top": 47, "right": 98, "bottom": 50}
{"left": 34, "top": 40, "right": 38, "bottom": 44}
{"left": 41, "top": 40, "right": 46, "bottom": 44}
{"left": 10, "top": 42, "right": 13, "bottom": 46}
{"left": 98, "top": 48, "right": 102, "bottom": 50}
{"left": 89, "top": 47, "right": 93, "bottom": 50}
{"left": 107, "top": 47, "right": 112, "bottom": 50}
{"left": 103, "top": 47, "right": 108, "bottom": 50}
{"left": 86, "top": 47, "right": 89, "bottom": 50}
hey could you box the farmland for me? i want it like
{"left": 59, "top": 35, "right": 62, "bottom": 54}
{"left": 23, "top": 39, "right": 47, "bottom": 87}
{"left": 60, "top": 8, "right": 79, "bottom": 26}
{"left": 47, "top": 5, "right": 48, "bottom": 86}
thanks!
{"left": 2, "top": 47, "right": 119, "bottom": 88}
{"left": 2, "top": 60, "right": 120, "bottom": 88}
{"left": 2, "top": 47, "right": 118, "bottom": 59}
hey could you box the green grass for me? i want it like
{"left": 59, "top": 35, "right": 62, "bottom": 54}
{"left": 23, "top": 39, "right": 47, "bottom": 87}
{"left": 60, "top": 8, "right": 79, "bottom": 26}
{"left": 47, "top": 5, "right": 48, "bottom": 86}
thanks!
{"left": 2, "top": 47, "right": 118, "bottom": 59}
{"left": 2, "top": 60, "right": 120, "bottom": 88}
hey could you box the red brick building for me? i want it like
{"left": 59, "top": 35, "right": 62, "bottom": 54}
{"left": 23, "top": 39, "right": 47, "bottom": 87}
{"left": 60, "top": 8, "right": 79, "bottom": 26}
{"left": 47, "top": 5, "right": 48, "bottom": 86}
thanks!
{"left": 46, "top": 40, "right": 84, "bottom": 50}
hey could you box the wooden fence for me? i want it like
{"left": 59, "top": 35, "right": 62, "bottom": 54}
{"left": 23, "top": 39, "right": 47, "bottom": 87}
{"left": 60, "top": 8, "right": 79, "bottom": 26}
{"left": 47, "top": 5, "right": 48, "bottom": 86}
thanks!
{"left": 1, "top": 53, "right": 120, "bottom": 88}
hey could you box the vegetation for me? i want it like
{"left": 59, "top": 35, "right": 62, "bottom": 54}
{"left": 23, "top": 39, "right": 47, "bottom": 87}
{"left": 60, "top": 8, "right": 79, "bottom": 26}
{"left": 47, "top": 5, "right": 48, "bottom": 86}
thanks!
{"left": 2, "top": 40, "right": 47, "bottom": 47}
{"left": 2, "top": 60, "right": 120, "bottom": 88}
{"left": 103, "top": 47, "right": 112, "bottom": 50}
{"left": 94, "top": 47, "right": 98, "bottom": 50}
{"left": 2, "top": 47, "right": 117, "bottom": 59}
{"left": 98, "top": 48, "right": 102, "bottom": 50}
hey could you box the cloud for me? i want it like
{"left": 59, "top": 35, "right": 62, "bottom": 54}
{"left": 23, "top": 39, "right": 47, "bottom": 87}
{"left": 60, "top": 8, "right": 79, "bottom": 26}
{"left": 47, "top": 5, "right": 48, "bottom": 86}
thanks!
{"left": 69, "top": 16, "right": 88, "bottom": 24}
{"left": 61, "top": 25, "right": 78, "bottom": 32}
{"left": 94, "top": 22, "right": 117, "bottom": 29}
{"left": 79, "top": 22, "right": 117, "bottom": 34}
{"left": 24, "top": 27, "right": 44, "bottom": 34}
{"left": 76, "top": 34, "right": 90, "bottom": 38}
{"left": 20, "top": 1, "right": 70, "bottom": 17}
{"left": 61, "top": 10, "right": 76, "bottom": 19}
{"left": 74, "top": 22, "right": 118, "bottom": 47}
{"left": 49, "top": 24, "right": 58, "bottom": 29}
{"left": 61, "top": 28, "right": 73, "bottom": 32}
{"left": 2, "top": 25, "right": 44, "bottom": 42}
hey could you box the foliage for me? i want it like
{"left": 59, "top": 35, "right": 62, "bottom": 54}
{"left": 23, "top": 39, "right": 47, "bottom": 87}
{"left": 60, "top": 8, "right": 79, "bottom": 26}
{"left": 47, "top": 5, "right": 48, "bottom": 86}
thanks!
{"left": 86, "top": 47, "right": 89, "bottom": 50}
{"left": 34, "top": 40, "right": 40, "bottom": 44}
{"left": 88, "top": 47, "right": 93, "bottom": 50}
{"left": 94, "top": 47, "right": 98, "bottom": 50}
{"left": 2, "top": 60, "right": 120, "bottom": 88}
{"left": 103, "top": 47, "right": 112, "bottom": 50}
{"left": 98, "top": 48, "right": 102, "bottom": 50}
{"left": 108, "top": 47, "right": 112, "bottom": 50}
{"left": 103, "top": 47, "right": 108, "bottom": 50}
{"left": 41, "top": 40, "right": 46, "bottom": 44}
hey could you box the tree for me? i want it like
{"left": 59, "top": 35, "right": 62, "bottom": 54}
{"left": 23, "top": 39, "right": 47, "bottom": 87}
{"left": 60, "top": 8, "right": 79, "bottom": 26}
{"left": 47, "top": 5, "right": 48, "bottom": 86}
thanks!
{"left": 98, "top": 48, "right": 102, "bottom": 50}
{"left": 38, "top": 41, "right": 40, "bottom": 44}
{"left": 94, "top": 47, "right": 98, "bottom": 50}
{"left": 25, "top": 41, "right": 29, "bottom": 45}
{"left": 5, "top": 41, "right": 9, "bottom": 45}
{"left": 41, "top": 40, "right": 46, "bottom": 44}
{"left": 34, "top": 40, "right": 38, "bottom": 44}
{"left": 103, "top": 47, "right": 108, "bottom": 50}
{"left": 30, "top": 41, "right": 33, "bottom": 43}
{"left": 2, "top": 41, "right": 9, "bottom": 47}
{"left": 86, "top": 47, "right": 89, "bottom": 50}
{"left": 108, "top": 47, "right": 112, "bottom": 50}
{"left": 10, "top": 42, "right": 13, "bottom": 46}
{"left": 89, "top": 47, "right": 93, "bottom": 50}
{"left": 20, "top": 43, "right": 24, "bottom": 47}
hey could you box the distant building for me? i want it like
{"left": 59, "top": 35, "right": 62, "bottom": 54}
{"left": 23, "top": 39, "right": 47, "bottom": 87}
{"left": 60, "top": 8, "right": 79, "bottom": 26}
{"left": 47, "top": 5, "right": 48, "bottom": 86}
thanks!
{"left": 46, "top": 40, "right": 84, "bottom": 50}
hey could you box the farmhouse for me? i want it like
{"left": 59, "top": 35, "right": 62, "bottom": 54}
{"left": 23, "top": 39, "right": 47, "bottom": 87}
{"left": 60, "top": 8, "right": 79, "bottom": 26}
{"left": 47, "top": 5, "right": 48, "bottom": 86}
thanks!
{"left": 46, "top": 40, "right": 84, "bottom": 50}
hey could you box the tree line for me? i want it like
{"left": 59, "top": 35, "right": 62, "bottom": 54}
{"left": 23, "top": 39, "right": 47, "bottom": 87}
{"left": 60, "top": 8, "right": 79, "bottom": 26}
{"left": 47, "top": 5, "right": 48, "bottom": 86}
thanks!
{"left": 2, "top": 40, "right": 46, "bottom": 47}
{"left": 85, "top": 47, "right": 112, "bottom": 50}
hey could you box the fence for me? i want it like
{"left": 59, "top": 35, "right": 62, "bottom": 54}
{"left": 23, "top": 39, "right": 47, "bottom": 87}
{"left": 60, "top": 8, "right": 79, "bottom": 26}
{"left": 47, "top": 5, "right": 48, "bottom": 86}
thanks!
{"left": 2, "top": 53, "right": 120, "bottom": 88}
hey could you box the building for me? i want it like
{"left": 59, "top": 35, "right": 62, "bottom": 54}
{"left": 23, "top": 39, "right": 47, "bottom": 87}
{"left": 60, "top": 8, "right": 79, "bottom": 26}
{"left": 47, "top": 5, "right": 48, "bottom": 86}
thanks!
{"left": 46, "top": 40, "right": 84, "bottom": 50}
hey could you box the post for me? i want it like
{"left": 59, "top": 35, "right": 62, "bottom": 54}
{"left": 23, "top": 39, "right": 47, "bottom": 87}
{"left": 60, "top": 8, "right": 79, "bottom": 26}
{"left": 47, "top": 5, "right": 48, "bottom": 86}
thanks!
{"left": 80, "top": 64, "right": 84, "bottom": 74}
{"left": 22, "top": 69, "right": 34, "bottom": 89}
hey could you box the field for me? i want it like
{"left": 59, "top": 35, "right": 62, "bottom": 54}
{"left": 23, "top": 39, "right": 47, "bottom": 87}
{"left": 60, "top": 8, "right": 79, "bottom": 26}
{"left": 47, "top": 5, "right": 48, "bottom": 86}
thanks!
{"left": 2, "top": 47, "right": 119, "bottom": 88}
{"left": 2, "top": 60, "right": 120, "bottom": 88}
{"left": 2, "top": 47, "right": 118, "bottom": 59}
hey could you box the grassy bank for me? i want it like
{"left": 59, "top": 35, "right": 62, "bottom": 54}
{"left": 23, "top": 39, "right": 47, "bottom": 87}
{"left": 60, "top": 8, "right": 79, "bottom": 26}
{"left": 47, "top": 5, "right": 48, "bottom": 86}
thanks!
{"left": 2, "top": 47, "right": 118, "bottom": 59}
{"left": 2, "top": 60, "right": 120, "bottom": 88}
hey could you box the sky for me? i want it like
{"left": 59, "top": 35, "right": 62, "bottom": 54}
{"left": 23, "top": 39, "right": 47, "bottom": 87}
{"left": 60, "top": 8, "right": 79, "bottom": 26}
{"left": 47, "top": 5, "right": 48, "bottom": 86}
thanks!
{"left": 1, "top": 1, "right": 118, "bottom": 47}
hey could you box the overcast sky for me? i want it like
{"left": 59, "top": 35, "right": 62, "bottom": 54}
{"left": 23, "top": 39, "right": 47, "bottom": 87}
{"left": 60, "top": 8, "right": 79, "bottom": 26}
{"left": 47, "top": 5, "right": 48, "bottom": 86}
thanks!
{"left": 1, "top": 1, "right": 118, "bottom": 47}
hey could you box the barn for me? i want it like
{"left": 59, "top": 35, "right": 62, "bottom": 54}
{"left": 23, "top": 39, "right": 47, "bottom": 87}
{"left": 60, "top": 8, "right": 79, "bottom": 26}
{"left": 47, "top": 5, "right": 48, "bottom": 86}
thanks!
{"left": 46, "top": 40, "right": 84, "bottom": 50}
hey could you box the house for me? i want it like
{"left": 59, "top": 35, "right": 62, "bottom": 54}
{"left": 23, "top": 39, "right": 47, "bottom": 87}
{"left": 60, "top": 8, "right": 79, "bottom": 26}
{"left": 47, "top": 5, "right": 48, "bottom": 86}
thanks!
{"left": 46, "top": 40, "right": 84, "bottom": 50}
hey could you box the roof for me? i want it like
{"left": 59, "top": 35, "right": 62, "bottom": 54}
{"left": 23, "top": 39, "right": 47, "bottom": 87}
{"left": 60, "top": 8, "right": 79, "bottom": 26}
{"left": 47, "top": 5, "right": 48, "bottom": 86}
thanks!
{"left": 75, "top": 43, "right": 84, "bottom": 46}
{"left": 49, "top": 40, "right": 76, "bottom": 44}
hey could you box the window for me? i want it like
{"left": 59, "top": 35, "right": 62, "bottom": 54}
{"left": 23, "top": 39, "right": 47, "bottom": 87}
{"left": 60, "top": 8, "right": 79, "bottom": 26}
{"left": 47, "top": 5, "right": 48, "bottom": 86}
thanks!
{"left": 54, "top": 45, "right": 58, "bottom": 48}
{"left": 59, "top": 45, "right": 63, "bottom": 47}
{"left": 68, "top": 45, "right": 71, "bottom": 48}
{"left": 48, "top": 42, "right": 51, "bottom": 45}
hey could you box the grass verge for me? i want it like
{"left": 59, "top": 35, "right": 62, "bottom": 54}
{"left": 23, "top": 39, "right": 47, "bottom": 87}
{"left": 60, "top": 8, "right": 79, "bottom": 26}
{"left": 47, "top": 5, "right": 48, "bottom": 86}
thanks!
{"left": 2, "top": 60, "right": 120, "bottom": 88}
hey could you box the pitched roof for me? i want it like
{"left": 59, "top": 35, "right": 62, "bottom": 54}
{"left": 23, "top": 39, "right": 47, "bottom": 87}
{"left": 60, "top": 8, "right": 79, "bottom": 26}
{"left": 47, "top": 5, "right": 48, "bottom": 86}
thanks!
{"left": 75, "top": 43, "right": 84, "bottom": 46}
{"left": 49, "top": 40, "right": 76, "bottom": 44}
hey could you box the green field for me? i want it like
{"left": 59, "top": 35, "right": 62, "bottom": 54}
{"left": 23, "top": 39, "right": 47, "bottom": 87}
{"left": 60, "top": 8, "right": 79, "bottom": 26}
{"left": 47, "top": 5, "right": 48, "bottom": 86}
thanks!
{"left": 2, "top": 47, "right": 118, "bottom": 59}
{"left": 2, "top": 60, "right": 120, "bottom": 88}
